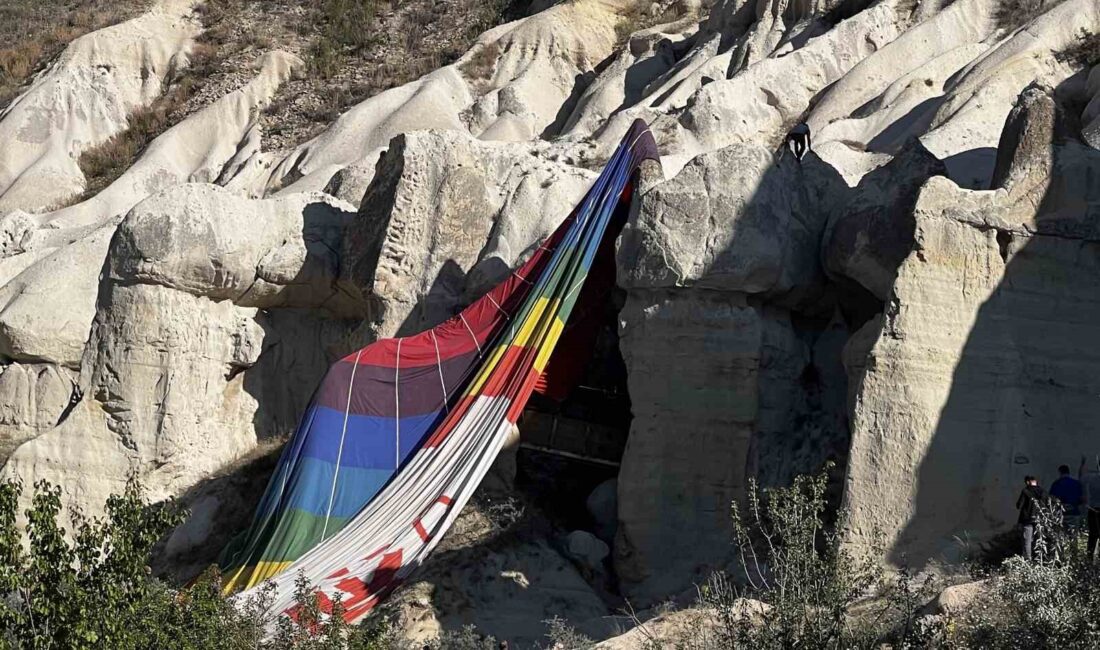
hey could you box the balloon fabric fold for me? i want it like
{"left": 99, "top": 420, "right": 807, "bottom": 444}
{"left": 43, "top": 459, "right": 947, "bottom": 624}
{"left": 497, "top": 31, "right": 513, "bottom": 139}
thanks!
{"left": 221, "top": 119, "right": 659, "bottom": 625}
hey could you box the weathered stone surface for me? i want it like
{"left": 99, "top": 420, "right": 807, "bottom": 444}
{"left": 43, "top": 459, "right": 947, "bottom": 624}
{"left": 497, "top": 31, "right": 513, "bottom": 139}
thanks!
{"left": 586, "top": 478, "right": 618, "bottom": 543}
{"left": 921, "top": 579, "right": 992, "bottom": 617}
{"left": 594, "top": 600, "right": 768, "bottom": 649}
{"left": 565, "top": 529, "right": 610, "bottom": 571}
{"left": 385, "top": 507, "right": 614, "bottom": 646}
{"left": 40, "top": 50, "right": 305, "bottom": 232}
{"left": 1, "top": 185, "right": 360, "bottom": 520}
{"left": 0, "top": 363, "right": 75, "bottom": 461}
{"left": 619, "top": 145, "right": 826, "bottom": 300}
{"left": 342, "top": 130, "right": 594, "bottom": 338}
{"left": 1084, "top": 64, "right": 1100, "bottom": 149}
{"left": 614, "top": 148, "right": 843, "bottom": 602}
{"left": 0, "top": 0, "right": 199, "bottom": 213}
{"left": 842, "top": 84, "right": 1100, "bottom": 565}
{"left": 2, "top": 0, "right": 1100, "bottom": 637}
{"left": 822, "top": 142, "right": 946, "bottom": 300}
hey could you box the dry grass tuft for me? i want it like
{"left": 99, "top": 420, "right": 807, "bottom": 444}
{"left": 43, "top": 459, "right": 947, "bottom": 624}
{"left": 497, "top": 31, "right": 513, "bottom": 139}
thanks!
{"left": 458, "top": 42, "right": 501, "bottom": 82}
{"left": 994, "top": 0, "right": 1056, "bottom": 32}
{"left": 76, "top": 44, "right": 220, "bottom": 198}
{"left": 0, "top": 1, "right": 150, "bottom": 110}
{"left": 1054, "top": 30, "right": 1100, "bottom": 69}
{"left": 614, "top": 1, "right": 693, "bottom": 44}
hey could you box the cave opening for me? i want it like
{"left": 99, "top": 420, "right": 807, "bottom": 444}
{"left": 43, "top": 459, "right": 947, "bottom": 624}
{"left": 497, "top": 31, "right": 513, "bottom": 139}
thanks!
{"left": 510, "top": 174, "right": 638, "bottom": 538}
{"left": 514, "top": 283, "right": 631, "bottom": 532}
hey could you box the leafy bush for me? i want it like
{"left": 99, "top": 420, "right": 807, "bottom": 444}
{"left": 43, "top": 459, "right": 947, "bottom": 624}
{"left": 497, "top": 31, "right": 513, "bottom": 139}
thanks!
{"left": 947, "top": 499, "right": 1100, "bottom": 649}
{"left": 0, "top": 477, "right": 274, "bottom": 648}
{"left": 0, "top": 477, "right": 401, "bottom": 650}
{"left": 698, "top": 467, "right": 883, "bottom": 648}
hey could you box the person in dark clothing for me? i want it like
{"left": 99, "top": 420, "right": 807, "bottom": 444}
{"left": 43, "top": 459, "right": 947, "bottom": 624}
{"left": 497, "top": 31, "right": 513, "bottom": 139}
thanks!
{"left": 1050, "top": 464, "right": 1084, "bottom": 526}
{"left": 786, "top": 122, "right": 811, "bottom": 162}
{"left": 1081, "top": 455, "right": 1100, "bottom": 560}
{"left": 1017, "top": 475, "right": 1046, "bottom": 560}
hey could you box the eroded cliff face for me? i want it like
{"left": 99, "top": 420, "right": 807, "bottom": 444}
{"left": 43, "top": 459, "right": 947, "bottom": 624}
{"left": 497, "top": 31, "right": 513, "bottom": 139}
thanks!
{"left": 843, "top": 82, "right": 1100, "bottom": 567}
{"left": 0, "top": 0, "right": 1099, "bottom": 639}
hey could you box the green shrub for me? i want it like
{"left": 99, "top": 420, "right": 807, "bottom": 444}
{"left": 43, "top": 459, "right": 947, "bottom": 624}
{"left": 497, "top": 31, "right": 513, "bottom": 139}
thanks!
{"left": 948, "top": 499, "right": 1100, "bottom": 649}
{"left": 0, "top": 477, "right": 398, "bottom": 649}
{"left": 698, "top": 467, "right": 882, "bottom": 648}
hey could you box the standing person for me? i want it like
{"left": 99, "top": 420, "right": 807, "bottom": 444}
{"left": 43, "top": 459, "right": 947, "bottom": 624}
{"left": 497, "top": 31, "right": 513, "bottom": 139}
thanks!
{"left": 1016, "top": 475, "right": 1046, "bottom": 561}
{"left": 1081, "top": 456, "right": 1100, "bottom": 560}
{"left": 1050, "top": 464, "right": 1084, "bottom": 527}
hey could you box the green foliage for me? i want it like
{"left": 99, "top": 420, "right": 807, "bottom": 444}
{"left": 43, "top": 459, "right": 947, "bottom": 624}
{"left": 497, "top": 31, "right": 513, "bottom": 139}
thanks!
{"left": 0, "top": 477, "right": 397, "bottom": 650}
{"left": 947, "top": 501, "right": 1100, "bottom": 649}
{"left": 0, "top": 478, "right": 188, "bottom": 648}
{"left": 271, "top": 572, "right": 356, "bottom": 650}
{"left": 542, "top": 615, "right": 592, "bottom": 649}
{"left": 702, "top": 467, "right": 882, "bottom": 648}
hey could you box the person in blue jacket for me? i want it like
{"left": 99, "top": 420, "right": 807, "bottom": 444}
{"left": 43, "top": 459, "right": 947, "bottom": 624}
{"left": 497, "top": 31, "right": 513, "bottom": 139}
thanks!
{"left": 1050, "top": 463, "right": 1084, "bottom": 527}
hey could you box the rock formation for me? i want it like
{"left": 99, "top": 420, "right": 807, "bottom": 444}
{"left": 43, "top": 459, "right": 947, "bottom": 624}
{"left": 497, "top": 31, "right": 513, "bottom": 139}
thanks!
{"left": 1, "top": 0, "right": 1099, "bottom": 642}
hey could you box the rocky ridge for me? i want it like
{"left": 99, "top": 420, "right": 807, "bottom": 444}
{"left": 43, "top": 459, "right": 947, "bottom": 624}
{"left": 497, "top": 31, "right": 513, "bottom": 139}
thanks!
{"left": 0, "top": 0, "right": 1098, "bottom": 643}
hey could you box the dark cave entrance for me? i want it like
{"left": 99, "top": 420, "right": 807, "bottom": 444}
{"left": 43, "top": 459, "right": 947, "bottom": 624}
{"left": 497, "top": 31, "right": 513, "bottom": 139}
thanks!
{"left": 510, "top": 175, "right": 638, "bottom": 534}
{"left": 515, "top": 284, "right": 631, "bottom": 531}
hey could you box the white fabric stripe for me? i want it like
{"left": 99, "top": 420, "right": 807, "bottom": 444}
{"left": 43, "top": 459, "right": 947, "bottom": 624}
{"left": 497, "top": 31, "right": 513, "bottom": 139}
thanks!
{"left": 244, "top": 396, "right": 514, "bottom": 622}
{"left": 431, "top": 331, "right": 448, "bottom": 413}
{"left": 486, "top": 293, "right": 508, "bottom": 317}
{"left": 395, "top": 338, "right": 402, "bottom": 468}
{"left": 320, "top": 349, "right": 363, "bottom": 541}
{"left": 458, "top": 314, "right": 482, "bottom": 356}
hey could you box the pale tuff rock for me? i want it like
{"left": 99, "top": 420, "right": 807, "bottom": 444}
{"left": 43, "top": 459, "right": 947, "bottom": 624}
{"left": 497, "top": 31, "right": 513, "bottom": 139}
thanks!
{"left": 0, "top": 0, "right": 1098, "bottom": 636}
{"left": 234, "top": 0, "right": 633, "bottom": 198}
{"left": 1, "top": 185, "right": 360, "bottom": 518}
{"left": 921, "top": 579, "right": 992, "bottom": 617}
{"left": 384, "top": 507, "right": 614, "bottom": 646}
{"left": 822, "top": 142, "right": 947, "bottom": 300}
{"left": 1084, "top": 64, "right": 1100, "bottom": 149}
{"left": 341, "top": 130, "right": 595, "bottom": 339}
{"left": 914, "top": 0, "right": 1099, "bottom": 189}
{"left": 0, "top": 0, "right": 200, "bottom": 214}
{"left": 619, "top": 145, "right": 825, "bottom": 297}
{"left": 614, "top": 149, "right": 838, "bottom": 601}
{"left": 593, "top": 600, "right": 769, "bottom": 649}
{"left": 0, "top": 49, "right": 307, "bottom": 469}
{"left": 0, "top": 364, "right": 75, "bottom": 460}
{"left": 565, "top": 529, "right": 611, "bottom": 572}
{"left": 39, "top": 50, "right": 305, "bottom": 232}
{"left": 586, "top": 478, "right": 618, "bottom": 544}
{"left": 842, "top": 83, "right": 1100, "bottom": 565}
{"left": 600, "top": 0, "right": 910, "bottom": 177}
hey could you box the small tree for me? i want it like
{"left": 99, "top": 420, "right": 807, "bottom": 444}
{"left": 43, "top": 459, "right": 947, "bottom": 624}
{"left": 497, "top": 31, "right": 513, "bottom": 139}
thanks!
{"left": 0, "top": 477, "right": 186, "bottom": 648}
{"left": 0, "top": 478, "right": 278, "bottom": 650}
{"left": 701, "top": 466, "right": 882, "bottom": 649}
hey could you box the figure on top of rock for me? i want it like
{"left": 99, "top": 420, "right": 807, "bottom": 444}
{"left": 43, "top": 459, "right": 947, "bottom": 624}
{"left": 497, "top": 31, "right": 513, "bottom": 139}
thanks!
{"left": 786, "top": 122, "right": 812, "bottom": 162}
